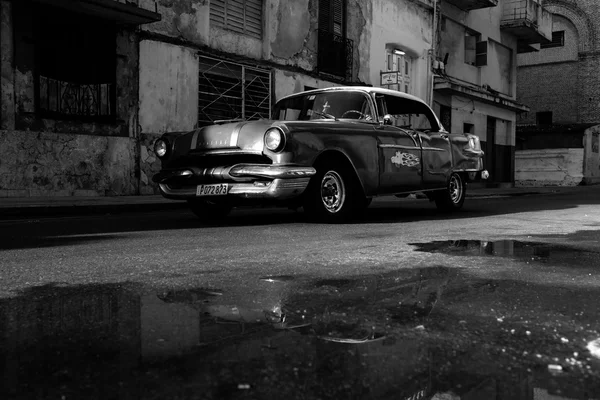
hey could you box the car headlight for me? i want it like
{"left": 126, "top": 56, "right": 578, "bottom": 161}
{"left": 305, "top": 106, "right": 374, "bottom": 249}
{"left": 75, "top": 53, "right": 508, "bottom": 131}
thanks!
{"left": 264, "top": 127, "right": 285, "bottom": 152}
{"left": 154, "top": 138, "right": 168, "bottom": 158}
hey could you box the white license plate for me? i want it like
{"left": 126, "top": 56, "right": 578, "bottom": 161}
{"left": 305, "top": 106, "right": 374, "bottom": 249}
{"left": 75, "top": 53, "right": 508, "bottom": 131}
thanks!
{"left": 196, "top": 183, "right": 228, "bottom": 196}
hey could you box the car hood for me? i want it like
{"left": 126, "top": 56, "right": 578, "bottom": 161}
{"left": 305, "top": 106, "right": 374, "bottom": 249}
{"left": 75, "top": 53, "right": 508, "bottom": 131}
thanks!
{"left": 186, "top": 120, "right": 276, "bottom": 152}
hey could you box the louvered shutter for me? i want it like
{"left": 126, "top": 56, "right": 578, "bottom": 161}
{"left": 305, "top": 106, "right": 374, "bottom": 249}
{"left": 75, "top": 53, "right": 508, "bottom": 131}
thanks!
{"left": 210, "top": 0, "right": 262, "bottom": 39}
{"left": 318, "top": 0, "right": 344, "bottom": 35}
{"left": 319, "top": 0, "right": 331, "bottom": 31}
{"left": 332, "top": 0, "right": 343, "bottom": 35}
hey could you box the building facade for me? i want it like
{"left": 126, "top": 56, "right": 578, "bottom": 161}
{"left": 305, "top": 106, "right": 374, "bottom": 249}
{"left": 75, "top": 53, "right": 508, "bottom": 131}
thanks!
{"left": 515, "top": 0, "right": 600, "bottom": 186}
{"left": 433, "top": 0, "right": 553, "bottom": 186}
{"left": 0, "top": 0, "right": 436, "bottom": 198}
{"left": 517, "top": 0, "right": 600, "bottom": 126}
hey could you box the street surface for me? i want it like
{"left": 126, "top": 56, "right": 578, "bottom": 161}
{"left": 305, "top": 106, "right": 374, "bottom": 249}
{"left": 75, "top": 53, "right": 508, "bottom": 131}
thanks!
{"left": 1, "top": 187, "right": 600, "bottom": 399}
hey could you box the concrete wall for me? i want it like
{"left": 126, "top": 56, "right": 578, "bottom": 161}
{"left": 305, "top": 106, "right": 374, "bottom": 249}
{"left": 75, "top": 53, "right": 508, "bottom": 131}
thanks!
{"left": 583, "top": 125, "right": 600, "bottom": 185}
{"left": 515, "top": 148, "right": 584, "bottom": 186}
{"left": 0, "top": 130, "right": 137, "bottom": 197}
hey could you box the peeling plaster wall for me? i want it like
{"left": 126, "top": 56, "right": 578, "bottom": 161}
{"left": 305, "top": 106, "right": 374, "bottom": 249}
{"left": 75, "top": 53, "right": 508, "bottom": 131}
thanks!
{"left": 269, "top": 0, "right": 315, "bottom": 71}
{"left": 0, "top": 1, "right": 15, "bottom": 130}
{"left": 138, "top": 40, "right": 199, "bottom": 194}
{"left": 0, "top": 130, "right": 137, "bottom": 196}
{"left": 370, "top": 0, "right": 432, "bottom": 99}
{"left": 515, "top": 149, "right": 584, "bottom": 186}
{"left": 141, "top": 0, "right": 210, "bottom": 46}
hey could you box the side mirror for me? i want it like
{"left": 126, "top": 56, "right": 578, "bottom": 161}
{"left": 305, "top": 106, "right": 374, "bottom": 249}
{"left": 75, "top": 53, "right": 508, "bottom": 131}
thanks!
{"left": 382, "top": 114, "right": 395, "bottom": 126}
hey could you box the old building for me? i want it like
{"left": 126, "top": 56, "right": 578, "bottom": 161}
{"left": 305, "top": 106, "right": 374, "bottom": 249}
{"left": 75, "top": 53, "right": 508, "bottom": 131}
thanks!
{"left": 0, "top": 0, "right": 436, "bottom": 197}
{"left": 433, "top": 0, "right": 553, "bottom": 187}
{"left": 516, "top": 0, "right": 600, "bottom": 186}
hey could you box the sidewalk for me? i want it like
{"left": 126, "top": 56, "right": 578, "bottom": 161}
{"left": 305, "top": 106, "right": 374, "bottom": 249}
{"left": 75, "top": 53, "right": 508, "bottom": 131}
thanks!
{"left": 0, "top": 185, "right": 592, "bottom": 218}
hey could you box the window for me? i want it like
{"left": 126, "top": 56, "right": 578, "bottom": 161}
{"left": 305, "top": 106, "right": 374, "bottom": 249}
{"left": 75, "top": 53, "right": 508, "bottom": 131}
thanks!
{"left": 465, "top": 32, "right": 487, "bottom": 67}
{"left": 378, "top": 95, "right": 439, "bottom": 131}
{"left": 198, "top": 56, "right": 271, "bottom": 126}
{"left": 35, "top": 6, "right": 116, "bottom": 121}
{"left": 317, "top": 0, "right": 353, "bottom": 79}
{"left": 463, "top": 123, "right": 474, "bottom": 134}
{"left": 540, "top": 31, "right": 565, "bottom": 49}
{"left": 383, "top": 49, "right": 412, "bottom": 94}
{"left": 210, "top": 0, "right": 263, "bottom": 39}
{"left": 274, "top": 91, "right": 374, "bottom": 121}
{"left": 319, "top": 0, "right": 345, "bottom": 36}
{"left": 536, "top": 111, "right": 553, "bottom": 125}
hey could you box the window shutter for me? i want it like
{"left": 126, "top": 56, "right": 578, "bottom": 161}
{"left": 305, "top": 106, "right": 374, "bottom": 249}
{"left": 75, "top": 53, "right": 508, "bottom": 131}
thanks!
{"left": 210, "top": 0, "right": 262, "bottom": 39}
{"left": 209, "top": 0, "right": 226, "bottom": 28}
{"left": 319, "top": 0, "right": 331, "bottom": 31}
{"left": 475, "top": 40, "right": 488, "bottom": 67}
{"left": 333, "top": 0, "right": 343, "bottom": 35}
{"left": 245, "top": 0, "right": 262, "bottom": 38}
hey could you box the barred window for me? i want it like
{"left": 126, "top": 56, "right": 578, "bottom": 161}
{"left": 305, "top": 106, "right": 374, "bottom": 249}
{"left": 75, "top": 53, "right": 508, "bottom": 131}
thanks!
{"left": 34, "top": 5, "right": 116, "bottom": 121}
{"left": 210, "top": 0, "right": 263, "bottom": 39}
{"left": 198, "top": 56, "right": 271, "bottom": 126}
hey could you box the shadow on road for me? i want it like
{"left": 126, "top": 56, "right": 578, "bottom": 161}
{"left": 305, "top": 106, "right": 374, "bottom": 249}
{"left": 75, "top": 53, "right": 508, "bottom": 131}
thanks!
{"left": 1, "top": 188, "right": 600, "bottom": 251}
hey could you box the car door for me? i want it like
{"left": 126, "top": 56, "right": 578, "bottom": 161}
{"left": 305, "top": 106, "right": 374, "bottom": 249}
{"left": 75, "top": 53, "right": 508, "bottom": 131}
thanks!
{"left": 418, "top": 131, "right": 453, "bottom": 189}
{"left": 376, "top": 125, "right": 423, "bottom": 194}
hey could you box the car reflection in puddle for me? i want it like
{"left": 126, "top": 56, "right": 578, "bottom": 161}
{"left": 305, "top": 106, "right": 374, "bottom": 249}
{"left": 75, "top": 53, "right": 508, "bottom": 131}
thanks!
{"left": 2, "top": 265, "right": 600, "bottom": 399}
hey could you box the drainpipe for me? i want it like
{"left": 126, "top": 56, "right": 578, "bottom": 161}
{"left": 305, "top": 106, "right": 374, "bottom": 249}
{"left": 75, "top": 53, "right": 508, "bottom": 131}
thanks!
{"left": 429, "top": 0, "right": 439, "bottom": 108}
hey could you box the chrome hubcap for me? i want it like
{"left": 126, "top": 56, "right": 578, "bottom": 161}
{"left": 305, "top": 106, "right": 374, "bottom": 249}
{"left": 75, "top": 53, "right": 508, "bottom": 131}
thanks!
{"left": 320, "top": 171, "right": 345, "bottom": 213}
{"left": 449, "top": 174, "right": 463, "bottom": 204}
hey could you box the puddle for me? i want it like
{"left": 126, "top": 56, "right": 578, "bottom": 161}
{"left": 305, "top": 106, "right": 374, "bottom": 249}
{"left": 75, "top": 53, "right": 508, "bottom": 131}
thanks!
{"left": 410, "top": 239, "right": 595, "bottom": 264}
{"left": 2, "top": 273, "right": 600, "bottom": 399}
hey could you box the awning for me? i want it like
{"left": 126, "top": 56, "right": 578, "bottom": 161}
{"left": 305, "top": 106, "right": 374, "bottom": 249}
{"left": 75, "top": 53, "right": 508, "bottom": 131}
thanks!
{"left": 32, "top": 0, "right": 161, "bottom": 25}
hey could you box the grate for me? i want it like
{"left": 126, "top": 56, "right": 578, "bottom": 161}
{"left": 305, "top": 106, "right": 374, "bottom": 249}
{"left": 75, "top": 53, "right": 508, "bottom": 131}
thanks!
{"left": 198, "top": 55, "right": 271, "bottom": 126}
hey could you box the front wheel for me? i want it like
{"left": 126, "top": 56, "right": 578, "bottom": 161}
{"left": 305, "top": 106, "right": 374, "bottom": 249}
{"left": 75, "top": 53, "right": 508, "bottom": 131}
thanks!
{"left": 187, "top": 200, "right": 232, "bottom": 221}
{"left": 303, "top": 162, "right": 363, "bottom": 222}
{"left": 434, "top": 172, "right": 466, "bottom": 211}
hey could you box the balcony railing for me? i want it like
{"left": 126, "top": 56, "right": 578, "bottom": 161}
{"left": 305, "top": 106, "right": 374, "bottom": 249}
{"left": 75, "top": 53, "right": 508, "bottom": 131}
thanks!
{"left": 501, "top": 0, "right": 552, "bottom": 44}
{"left": 317, "top": 29, "right": 354, "bottom": 82}
{"left": 445, "top": 0, "right": 498, "bottom": 12}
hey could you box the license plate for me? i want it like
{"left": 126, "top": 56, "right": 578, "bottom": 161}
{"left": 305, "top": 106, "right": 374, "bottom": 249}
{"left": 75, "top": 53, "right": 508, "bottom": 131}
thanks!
{"left": 196, "top": 183, "right": 228, "bottom": 196}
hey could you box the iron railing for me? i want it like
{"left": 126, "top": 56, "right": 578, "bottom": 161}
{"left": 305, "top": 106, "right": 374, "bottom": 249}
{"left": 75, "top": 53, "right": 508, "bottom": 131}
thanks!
{"left": 317, "top": 29, "right": 353, "bottom": 81}
{"left": 38, "top": 76, "right": 115, "bottom": 119}
{"left": 501, "top": 0, "right": 541, "bottom": 24}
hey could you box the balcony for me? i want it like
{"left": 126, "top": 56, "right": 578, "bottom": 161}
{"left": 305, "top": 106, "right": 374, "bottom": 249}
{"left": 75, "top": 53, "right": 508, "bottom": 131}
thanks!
{"left": 501, "top": 0, "right": 552, "bottom": 44}
{"left": 317, "top": 29, "right": 354, "bottom": 82}
{"left": 32, "top": 0, "right": 161, "bottom": 25}
{"left": 445, "top": 0, "right": 498, "bottom": 12}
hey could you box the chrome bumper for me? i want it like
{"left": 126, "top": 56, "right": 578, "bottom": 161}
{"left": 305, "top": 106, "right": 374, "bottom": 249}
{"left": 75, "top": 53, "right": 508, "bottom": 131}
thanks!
{"left": 155, "top": 163, "right": 316, "bottom": 200}
{"left": 159, "top": 178, "right": 312, "bottom": 200}
{"left": 153, "top": 163, "right": 316, "bottom": 183}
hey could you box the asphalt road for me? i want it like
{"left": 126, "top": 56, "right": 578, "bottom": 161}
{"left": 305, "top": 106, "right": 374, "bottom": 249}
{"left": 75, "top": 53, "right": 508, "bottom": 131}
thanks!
{"left": 1, "top": 188, "right": 600, "bottom": 399}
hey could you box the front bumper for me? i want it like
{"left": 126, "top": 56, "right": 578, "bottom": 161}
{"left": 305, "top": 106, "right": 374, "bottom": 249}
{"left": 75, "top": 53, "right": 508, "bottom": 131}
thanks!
{"left": 154, "top": 163, "right": 316, "bottom": 200}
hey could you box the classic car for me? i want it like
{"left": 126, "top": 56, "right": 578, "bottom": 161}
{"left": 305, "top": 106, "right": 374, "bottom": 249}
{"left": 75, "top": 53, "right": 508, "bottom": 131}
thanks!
{"left": 152, "top": 86, "right": 489, "bottom": 222}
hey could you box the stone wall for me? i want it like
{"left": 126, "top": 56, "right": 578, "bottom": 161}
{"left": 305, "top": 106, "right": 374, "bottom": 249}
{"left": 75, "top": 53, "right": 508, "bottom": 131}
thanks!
{"left": 0, "top": 130, "right": 137, "bottom": 197}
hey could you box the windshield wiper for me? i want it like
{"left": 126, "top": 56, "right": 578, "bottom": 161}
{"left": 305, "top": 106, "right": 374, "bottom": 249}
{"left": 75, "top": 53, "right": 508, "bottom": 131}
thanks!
{"left": 312, "top": 110, "right": 337, "bottom": 121}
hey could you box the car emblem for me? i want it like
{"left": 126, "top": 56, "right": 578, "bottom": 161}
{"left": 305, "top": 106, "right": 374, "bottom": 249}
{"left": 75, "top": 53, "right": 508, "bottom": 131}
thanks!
{"left": 391, "top": 151, "right": 420, "bottom": 167}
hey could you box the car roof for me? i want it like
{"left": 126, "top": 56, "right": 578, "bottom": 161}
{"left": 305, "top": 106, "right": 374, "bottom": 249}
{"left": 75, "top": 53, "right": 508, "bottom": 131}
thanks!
{"left": 277, "top": 86, "right": 429, "bottom": 106}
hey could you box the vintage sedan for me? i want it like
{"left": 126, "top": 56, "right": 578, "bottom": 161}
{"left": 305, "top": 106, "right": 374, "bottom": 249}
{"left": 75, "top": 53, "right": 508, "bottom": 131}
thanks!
{"left": 152, "top": 86, "right": 488, "bottom": 222}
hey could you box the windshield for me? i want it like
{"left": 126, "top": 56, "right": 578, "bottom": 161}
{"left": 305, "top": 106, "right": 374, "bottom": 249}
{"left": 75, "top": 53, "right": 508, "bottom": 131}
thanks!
{"left": 273, "top": 91, "right": 375, "bottom": 121}
{"left": 378, "top": 94, "right": 440, "bottom": 131}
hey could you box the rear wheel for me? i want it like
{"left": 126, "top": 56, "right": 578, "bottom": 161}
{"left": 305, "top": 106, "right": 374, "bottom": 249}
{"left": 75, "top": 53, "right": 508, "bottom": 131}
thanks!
{"left": 187, "top": 200, "right": 232, "bottom": 221}
{"left": 434, "top": 172, "right": 466, "bottom": 211}
{"left": 303, "top": 162, "right": 364, "bottom": 222}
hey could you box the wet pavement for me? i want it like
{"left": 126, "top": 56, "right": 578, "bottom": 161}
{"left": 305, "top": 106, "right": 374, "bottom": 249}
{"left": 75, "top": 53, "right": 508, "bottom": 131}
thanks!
{"left": 3, "top": 241, "right": 600, "bottom": 399}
